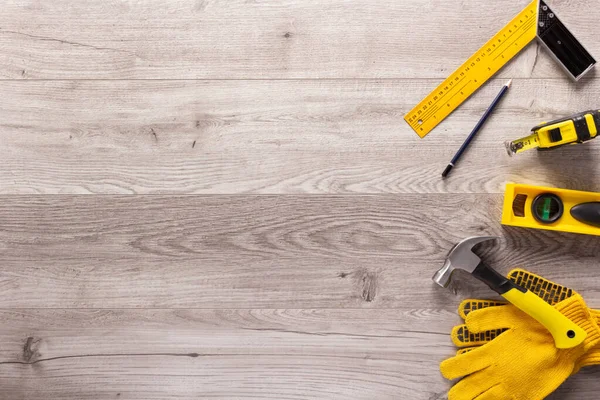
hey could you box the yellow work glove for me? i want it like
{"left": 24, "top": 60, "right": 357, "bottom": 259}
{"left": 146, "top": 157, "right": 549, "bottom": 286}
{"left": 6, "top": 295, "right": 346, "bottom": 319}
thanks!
{"left": 441, "top": 292, "right": 600, "bottom": 399}
{"left": 578, "top": 308, "right": 600, "bottom": 369}
{"left": 452, "top": 269, "right": 600, "bottom": 373}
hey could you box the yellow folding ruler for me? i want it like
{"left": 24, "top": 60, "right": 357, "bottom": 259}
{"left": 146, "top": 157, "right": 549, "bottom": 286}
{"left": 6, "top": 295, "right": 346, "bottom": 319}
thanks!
{"left": 405, "top": 0, "right": 595, "bottom": 138}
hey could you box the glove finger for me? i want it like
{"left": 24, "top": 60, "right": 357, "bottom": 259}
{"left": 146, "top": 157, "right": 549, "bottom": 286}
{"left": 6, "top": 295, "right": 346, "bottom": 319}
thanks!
{"left": 451, "top": 324, "right": 508, "bottom": 347}
{"left": 440, "top": 346, "right": 491, "bottom": 380}
{"left": 458, "top": 299, "right": 507, "bottom": 320}
{"left": 474, "top": 383, "right": 512, "bottom": 400}
{"left": 447, "top": 370, "right": 497, "bottom": 400}
{"left": 465, "top": 305, "right": 522, "bottom": 333}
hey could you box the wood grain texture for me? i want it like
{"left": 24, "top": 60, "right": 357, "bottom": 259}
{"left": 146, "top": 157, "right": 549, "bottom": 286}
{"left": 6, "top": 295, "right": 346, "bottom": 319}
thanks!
{"left": 3, "top": 0, "right": 600, "bottom": 398}
{"left": 3, "top": 78, "right": 600, "bottom": 194}
{"left": 0, "top": 309, "right": 453, "bottom": 400}
{"left": 2, "top": 195, "right": 600, "bottom": 310}
{"left": 0, "top": 308, "right": 596, "bottom": 400}
{"left": 0, "top": 308, "right": 597, "bottom": 400}
{"left": 0, "top": 0, "right": 597, "bottom": 79}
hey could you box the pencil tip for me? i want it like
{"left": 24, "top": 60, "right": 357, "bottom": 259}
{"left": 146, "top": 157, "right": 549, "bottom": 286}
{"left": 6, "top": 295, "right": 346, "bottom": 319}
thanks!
{"left": 506, "top": 79, "right": 513, "bottom": 88}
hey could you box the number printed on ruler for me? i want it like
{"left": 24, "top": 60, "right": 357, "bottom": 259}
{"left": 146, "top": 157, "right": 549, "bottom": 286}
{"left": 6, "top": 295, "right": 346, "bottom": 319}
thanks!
{"left": 405, "top": 0, "right": 538, "bottom": 138}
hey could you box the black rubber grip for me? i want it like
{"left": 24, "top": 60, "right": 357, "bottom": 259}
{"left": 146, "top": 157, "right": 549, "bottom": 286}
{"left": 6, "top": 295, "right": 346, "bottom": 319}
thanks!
{"left": 472, "top": 262, "right": 527, "bottom": 295}
{"left": 571, "top": 203, "right": 600, "bottom": 228}
{"left": 573, "top": 115, "right": 591, "bottom": 141}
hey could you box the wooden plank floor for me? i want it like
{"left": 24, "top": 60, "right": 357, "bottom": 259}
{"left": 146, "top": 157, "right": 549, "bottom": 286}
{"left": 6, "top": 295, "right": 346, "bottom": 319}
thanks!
{"left": 2, "top": 1, "right": 600, "bottom": 399}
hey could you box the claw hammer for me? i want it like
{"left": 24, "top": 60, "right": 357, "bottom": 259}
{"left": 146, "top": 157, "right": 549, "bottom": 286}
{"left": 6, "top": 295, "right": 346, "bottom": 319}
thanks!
{"left": 433, "top": 236, "right": 586, "bottom": 349}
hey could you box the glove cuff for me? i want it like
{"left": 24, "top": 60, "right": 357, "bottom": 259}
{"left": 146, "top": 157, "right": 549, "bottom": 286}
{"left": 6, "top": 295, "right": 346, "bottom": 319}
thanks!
{"left": 555, "top": 295, "right": 600, "bottom": 352}
{"left": 575, "top": 309, "right": 600, "bottom": 370}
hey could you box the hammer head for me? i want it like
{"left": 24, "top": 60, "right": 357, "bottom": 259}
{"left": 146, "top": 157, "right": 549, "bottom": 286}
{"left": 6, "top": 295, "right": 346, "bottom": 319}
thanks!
{"left": 433, "top": 236, "right": 498, "bottom": 288}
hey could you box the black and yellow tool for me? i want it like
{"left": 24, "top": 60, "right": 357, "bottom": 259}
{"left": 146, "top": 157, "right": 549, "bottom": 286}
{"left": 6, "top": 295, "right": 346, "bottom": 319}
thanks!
{"left": 502, "top": 183, "right": 600, "bottom": 236}
{"left": 455, "top": 268, "right": 576, "bottom": 352}
{"left": 405, "top": 0, "right": 596, "bottom": 138}
{"left": 433, "top": 236, "right": 586, "bottom": 349}
{"left": 505, "top": 110, "right": 600, "bottom": 155}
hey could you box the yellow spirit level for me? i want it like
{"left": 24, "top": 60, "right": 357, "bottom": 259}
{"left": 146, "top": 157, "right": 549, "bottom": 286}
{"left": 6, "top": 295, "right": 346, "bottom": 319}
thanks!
{"left": 502, "top": 183, "right": 600, "bottom": 236}
{"left": 506, "top": 110, "right": 600, "bottom": 155}
{"left": 404, "top": 0, "right": 596, "bottom": 138}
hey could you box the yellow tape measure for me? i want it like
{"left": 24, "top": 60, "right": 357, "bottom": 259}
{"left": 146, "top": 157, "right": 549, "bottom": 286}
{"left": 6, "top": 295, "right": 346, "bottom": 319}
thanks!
{"left": 506, "top": 110, "right": 600, "bottom": 155}
{"left": 405, "top": 0, "right": 596, "bottom": 138}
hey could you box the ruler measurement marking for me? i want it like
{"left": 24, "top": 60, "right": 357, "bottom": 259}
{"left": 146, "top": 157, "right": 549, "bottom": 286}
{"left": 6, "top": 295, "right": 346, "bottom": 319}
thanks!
{"left": 494, "top": 18, "right": 537, "bottom": 61}
{"left": 409, "top": 14, "right": 529, "bottom": 127}
{"left": 420, "top": 80, "right": 472, "bottom": 125}
{"left": 420, "top": 76, "right": 468, "bottom": 121}
{"left": 429, "top": 75, "right": 468, "bottom": 109}
{"left": 411, "top": 76, "right": 466, "bottom": 127}
{"left": 417, "top": 105, "right": 440, "bottom": 126}
{"left": 489, "top": 16, "right": 536, "bottom": 60}
{"left": 411, "top": 75, "right": 468, "bottom": 126}
{"left": 404, "top": 0, "right": 540, "bottom": 137}
{"left": 489, "top": 21, "right": 529, "bottom": 56}
{"left": 440, "top": 80, "right": 473, "bottom": 114}
{"left": 417, "top": 102, "right": 439, "bottom": 123}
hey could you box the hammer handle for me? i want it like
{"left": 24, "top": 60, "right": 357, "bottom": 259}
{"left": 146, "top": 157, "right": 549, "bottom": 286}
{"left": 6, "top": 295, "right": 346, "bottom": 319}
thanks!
{"left": 472, "top": 262, "right": 586, "bottom": 349}
{"left": 472, "top": 262, "right": 524, "bottom": 295}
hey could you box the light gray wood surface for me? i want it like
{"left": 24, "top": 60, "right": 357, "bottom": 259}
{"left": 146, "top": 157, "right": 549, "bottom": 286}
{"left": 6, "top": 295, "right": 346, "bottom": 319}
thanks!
{"left": 1, "top": 1, "right": 600, "bottom": 399}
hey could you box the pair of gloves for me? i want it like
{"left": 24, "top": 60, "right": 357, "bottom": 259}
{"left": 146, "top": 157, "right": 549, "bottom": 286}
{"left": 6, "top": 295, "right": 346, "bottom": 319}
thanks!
{"left": 441, "top": 269, "right": 600, "bottom": 399}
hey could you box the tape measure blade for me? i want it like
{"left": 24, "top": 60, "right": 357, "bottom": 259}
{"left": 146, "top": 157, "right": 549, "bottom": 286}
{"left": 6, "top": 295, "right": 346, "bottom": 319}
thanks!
{"left": 405, "top": 0, "right": 539, "bottom": 138}
{"left": 509, "top": 132, "right": 541, "bottom": 154}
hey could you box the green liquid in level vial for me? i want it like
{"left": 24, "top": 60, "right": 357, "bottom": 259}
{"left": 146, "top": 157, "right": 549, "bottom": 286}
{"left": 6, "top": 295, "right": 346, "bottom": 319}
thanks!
{"left": 542, "top": 198, "right": 552, "bottom": 221}
{"left": 533, "top": 194, "right": 564, "bottom": 224}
